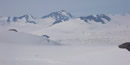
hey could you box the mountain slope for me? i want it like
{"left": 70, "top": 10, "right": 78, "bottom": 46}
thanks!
{"left": 0, "top": 27, "right": 60, "bottom": 45}
{"left": 32, "top": 14, "right": 130, "bottom": 45}
{"left": 42, "top": 10, "right": 73, "bottom": 24}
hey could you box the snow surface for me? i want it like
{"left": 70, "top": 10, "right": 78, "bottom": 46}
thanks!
{"left": 31, "top": 14, "right": 130, "bottom": 45}
{"left": 0, "top": 43, "right": 130, "bottom": 65}
{"left": 1, "top": 14, "right": 130, "bottom": 45}
{"left": 0, "top": 27, "right": 60, "bottom": 45}
{"left": 0, "top": 14, "right": 130, "bottom": 65}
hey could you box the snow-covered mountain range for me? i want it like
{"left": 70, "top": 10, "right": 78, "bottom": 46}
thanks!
{"left": 0, "top": 10, "right": 130, "bottom": 65}
{"left": 0, "top": 10, "right": 130, "bottom": 45}
{"left": 0, "top": 10, "right": 111, "bottom": 25}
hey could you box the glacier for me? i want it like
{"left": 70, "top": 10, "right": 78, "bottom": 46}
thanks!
{"left": 0, "top": 10, "right": 130, "bottom": 65}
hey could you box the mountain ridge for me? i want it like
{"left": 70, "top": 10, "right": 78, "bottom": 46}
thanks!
{"left": 0, "top": 10, "right": 111, "bottom": 25}
{"left": 42, "top": 10, "right": 73, "bottom": 24}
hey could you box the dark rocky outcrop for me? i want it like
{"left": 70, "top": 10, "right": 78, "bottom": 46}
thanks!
{"left": 42, "top": 35, "right": 50, "bottom": 38}
{"left": 8, "top": 29, "right": 18, "bottom": 32}
{"left": 119, "top": 42, "right": 130, "bottom": 51}
{"left": 80, "top": 14, "right": 111, "bottom": 24}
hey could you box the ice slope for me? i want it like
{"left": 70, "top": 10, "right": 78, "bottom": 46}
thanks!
{"left": 0, "top": 27, "right": 60, "bottom": 45}
{"left": 0, "top": 26, "right": 129, "bottom": 65}
{"left": 32, "top": 14, "right": 130, "bottom": 45}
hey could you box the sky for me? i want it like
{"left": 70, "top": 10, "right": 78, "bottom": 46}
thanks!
{"left": 0, "top": 0, "right": 130, "bottom": 17}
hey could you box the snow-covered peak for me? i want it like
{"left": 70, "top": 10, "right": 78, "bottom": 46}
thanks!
{"left": 57, "top": 10, "right": 72, "bottom": 17}
{"left": 80, "top": 14, "right": 111, "bottom": 24}
{"left": 13, "top": 14, "right": 34, "bottom": 21}
{"left": 42, "top": 10, "right": 73, "bottom": 24}
{"left": 9, "top": 14, "right": 36, "bottom": 24}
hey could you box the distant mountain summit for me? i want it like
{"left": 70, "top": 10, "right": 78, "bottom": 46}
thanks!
{"left": 42, "top": 10, "right": 73, "bottom": 24}
{"left": 80, "top": 14, "right": 111, "bottom": 24}
{"left": 7, "top": 14, "right": 36, "bottom": 24}
{"left": 0, "top": 10, "right": 111, "bottom": 25}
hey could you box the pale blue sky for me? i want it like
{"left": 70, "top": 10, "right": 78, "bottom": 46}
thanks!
{"left": 0, "top": 0, "right": 129, "bottom": 17}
